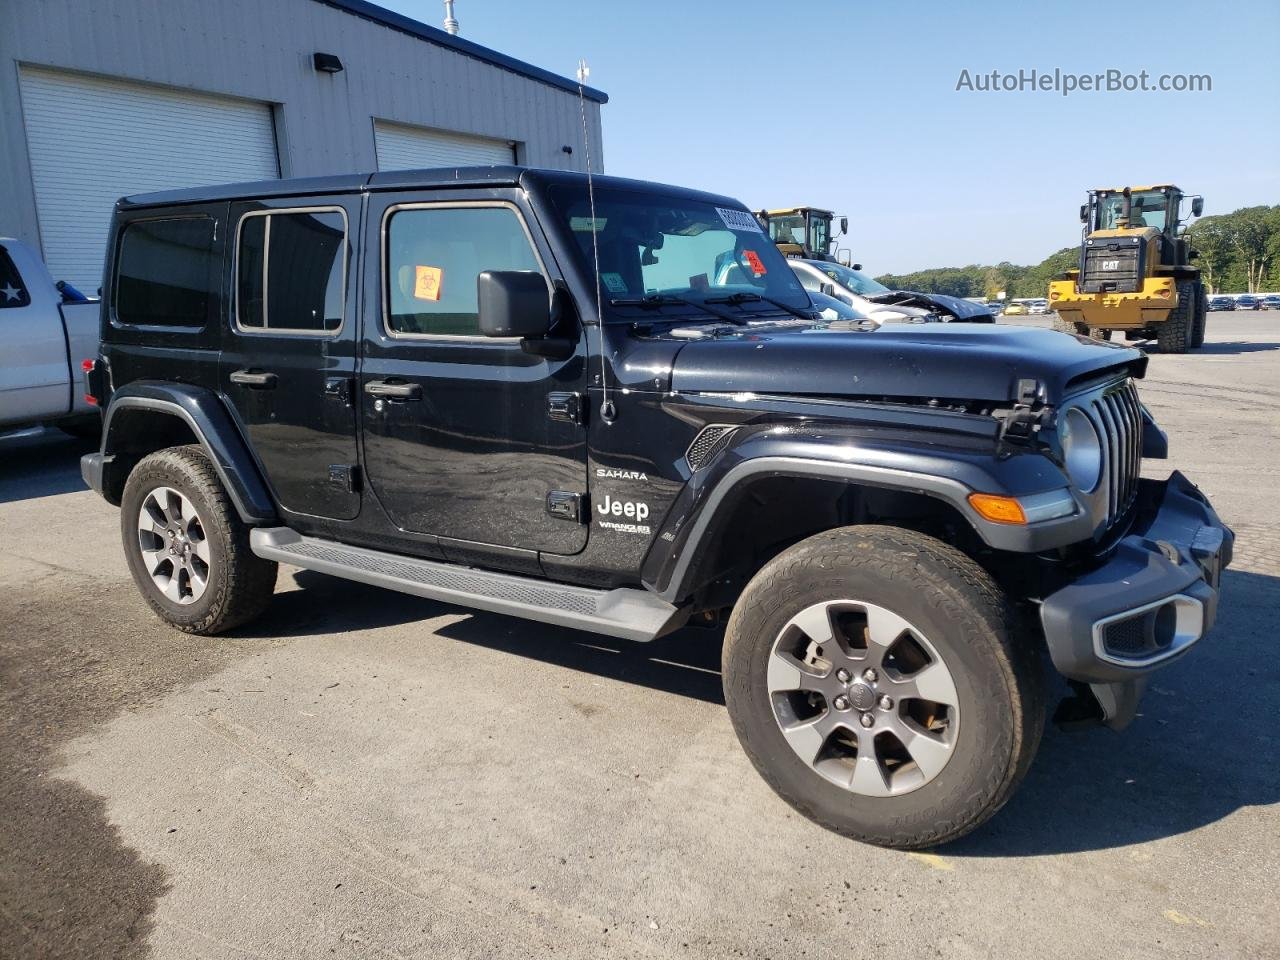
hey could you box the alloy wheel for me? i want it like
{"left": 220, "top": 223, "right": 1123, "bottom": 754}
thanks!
{"left": 136, "top": 486, "right": 211, "bottom": 605}
{"left": 767, "top": 600, "right": 961, "bottom": 797}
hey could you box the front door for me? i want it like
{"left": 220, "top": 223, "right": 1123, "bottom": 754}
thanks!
{"left": 359, "top": 193, "right": 589, "bottom": 556}
{"left": 220, "top": 196, "right": 361, "bottom": 521}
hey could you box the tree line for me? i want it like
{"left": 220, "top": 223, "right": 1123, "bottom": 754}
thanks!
{"left": 874, "top": 204, "right": 1280, "bottom": 297}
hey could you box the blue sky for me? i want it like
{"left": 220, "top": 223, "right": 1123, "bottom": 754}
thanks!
{"left": 380, "top": 0, "right": 1280, "bottom": 273}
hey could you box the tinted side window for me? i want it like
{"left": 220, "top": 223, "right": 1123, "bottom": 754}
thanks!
{"left": 236, "top": 210, "right": 346, "bottom": 333}
{"left": 115, "top": 218, "right": 216, "bottom": 327}
{"left": 386, "top": 206, "right": 541, "bottom": 336}
{"left": 0, "top": 247, "right": 33, "bottom": 309}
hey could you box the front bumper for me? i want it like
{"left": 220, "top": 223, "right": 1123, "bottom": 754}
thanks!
{"left": 1048, "top": 276, "right": 1178, "bottom": 329}
{"left": 1039, "top": 471, "right": 1233, "bottom": 728}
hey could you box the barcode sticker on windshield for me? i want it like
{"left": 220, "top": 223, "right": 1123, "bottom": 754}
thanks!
{"left": 716, "top": 207, "right": 764, "bottom": 233}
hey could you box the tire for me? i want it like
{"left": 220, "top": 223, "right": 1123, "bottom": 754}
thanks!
{"left": 1088, "top": 327, "right": 1112, "bottom": 342}
{"left": 1156, "top": 280, "right": 1194, "bottom": 354}
{"left": 722, "top": 525, "right": 1045, "bottom": 849}
{"left": 121, "top": 445, "right": 277, "bottom": 635}
{"left": 1190, "top": 283, "right": 1207, "bottom": 349}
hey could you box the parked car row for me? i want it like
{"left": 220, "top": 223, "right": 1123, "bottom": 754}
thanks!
{"left": 1208, "top": 293, "right": 1280, "bottom": 311}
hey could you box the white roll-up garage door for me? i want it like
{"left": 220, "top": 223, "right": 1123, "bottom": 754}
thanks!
{"left": 374, "top": 120, "right": 515, "bottom": 171}
{"left": 19, "top": 67, "right": 279, "bottom": 291}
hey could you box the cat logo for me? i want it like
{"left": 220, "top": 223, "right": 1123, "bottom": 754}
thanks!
{"left": 1101, "top": 259, "right": 1120, "bottom": 271}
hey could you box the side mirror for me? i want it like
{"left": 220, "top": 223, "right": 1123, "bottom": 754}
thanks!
{"left": 1191, "top": 196, "right": 1204, "bottom": 217}
{"left": 839, "top": 217, "right": 848, "bottom": 235}
{"left": 851, "top": 263, "right": 863, "bottom": 272}
{"left": 1079, "top": 204, "right": 1089, "bottom": 223}
{"left": 477, "top": 271, "right": 551, "bottom": 338}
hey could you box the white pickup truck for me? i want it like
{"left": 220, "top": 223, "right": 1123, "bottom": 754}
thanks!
{"left": 1, "top": 238, "right": 101, "bottom": 438}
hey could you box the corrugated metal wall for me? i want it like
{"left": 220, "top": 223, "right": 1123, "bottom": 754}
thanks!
{"left": 0, "top": 0, "right": 604, "bottom": 271}
{"left": 19, "top": 67, "right": 282, "bottom": 290}
{"left": 373, "top": 120, "right": 514, "bottom": 170}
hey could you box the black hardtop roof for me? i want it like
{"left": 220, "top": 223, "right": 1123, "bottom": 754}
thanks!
{"left": 118, "top": 167, "right": 746, "bottom": 212}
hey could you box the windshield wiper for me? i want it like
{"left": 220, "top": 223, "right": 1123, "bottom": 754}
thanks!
{"left": 704, "top": 291, "right": 816, "bottom": 321}
{"left": 609, "top": 294, "right": 745, "bottom": 324}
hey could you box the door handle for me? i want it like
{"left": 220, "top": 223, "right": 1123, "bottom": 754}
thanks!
{"left": 364, "top": 380, "right": 422, "bottom": 400}
{"left": 229, "top": 369, "right": 277, "bottom": 389}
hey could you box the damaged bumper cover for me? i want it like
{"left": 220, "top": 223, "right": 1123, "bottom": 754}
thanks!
{"left": 1039, "top": 471, "right": 1233, "bottom": 728}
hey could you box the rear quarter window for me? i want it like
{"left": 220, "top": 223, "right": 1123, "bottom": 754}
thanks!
{"left": 114, "top": 217, "right": 216, "bottom": 327}
{"left": 0, "top": 247, "right": 33, "bottom": 309}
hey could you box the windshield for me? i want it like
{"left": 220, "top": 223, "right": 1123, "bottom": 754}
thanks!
{"left": 548, "top": 185, "right": 811, "bottom": 319}
{"left": 767, "top": 214, "right": 808, "bottom": 246}
{"left": 808, "top": 260, "right": 891, "bottom": 296}
{"left": 1097, "top": 190, "right": 1170, "bottom": 230}
{"left": 767, "top": 213, "right": 829, "bottom": 255}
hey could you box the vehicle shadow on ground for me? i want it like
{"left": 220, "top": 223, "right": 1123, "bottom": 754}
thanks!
{"left": 1128, "top": 338, "right": 1280, "bottom": 355}
{"left": 0, "top": 429, "right": 96, "bottom": 503}
{"left": 1193, "top": 339, "right": 1280, "bottom": 354}
{"left": 239, "top": 569, "right": 726, "bottom": 704}
{"left": 950, "top": 566, "right": 1280, "bottom": 856}
{"left": 248, "top": 566, "right": 1279, "bottom": 856}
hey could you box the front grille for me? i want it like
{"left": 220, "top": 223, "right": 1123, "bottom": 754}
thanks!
{"left": 1080, "top": 239, "right": 1144, "bottom": 293}
{"left": 1083, "top": 379, "right": 1143, "bottom": 525}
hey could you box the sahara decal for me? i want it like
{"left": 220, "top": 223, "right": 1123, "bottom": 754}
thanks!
{"left": 595, "top": 468, "right": 649, "bottom": 482}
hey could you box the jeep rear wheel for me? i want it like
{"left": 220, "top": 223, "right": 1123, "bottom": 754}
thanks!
{"left": 121, "top": 446, "right": 277, "bottom": 635}
{"left": 722, "top": 525, "right": 1045, "bottom": 849}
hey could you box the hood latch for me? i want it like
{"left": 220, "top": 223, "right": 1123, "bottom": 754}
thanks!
{"left": 1000, "top": 378, "right": 1054, "bottom": 446}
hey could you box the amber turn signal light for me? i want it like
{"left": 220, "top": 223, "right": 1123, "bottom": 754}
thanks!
{"left": 967, "top": 493, "right": 1027, "bottom": 525}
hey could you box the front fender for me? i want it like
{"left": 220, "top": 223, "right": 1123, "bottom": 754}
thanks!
{"left": 640, "top": 423, "right": 1092, "bottom": 603}
{"left": 95, "top": 381, "right": 277, "bottom": 523}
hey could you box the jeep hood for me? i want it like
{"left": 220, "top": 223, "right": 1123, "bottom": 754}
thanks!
{"left": 667, "top": 323, "right": 1146, "bottom": 404}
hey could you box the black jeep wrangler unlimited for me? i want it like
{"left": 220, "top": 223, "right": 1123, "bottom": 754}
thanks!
{"left": 82, "top": 167, "right": 1232, "bottom": 848}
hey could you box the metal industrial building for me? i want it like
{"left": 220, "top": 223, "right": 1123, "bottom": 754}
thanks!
{"left": 0, "top": 0, "right": 607, "bottom": 291}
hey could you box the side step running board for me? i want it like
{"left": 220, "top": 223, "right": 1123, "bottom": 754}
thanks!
{"left": 249, "top": 528, "right": 684, "bottom": 643}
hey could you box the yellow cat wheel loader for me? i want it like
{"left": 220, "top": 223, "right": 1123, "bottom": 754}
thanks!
{"left": 1048, "top": 185, "right": 1207, "bottom": 353}
{"left": 756, "top": 207, "right": 848, "bottom": 262}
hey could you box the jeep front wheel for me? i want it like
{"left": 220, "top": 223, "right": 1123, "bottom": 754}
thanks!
{"left": 121, "top": 446, "right": 277, "bottom": 635}
{"left": 722, "top": 525, "right": 1045, "bottom": 849}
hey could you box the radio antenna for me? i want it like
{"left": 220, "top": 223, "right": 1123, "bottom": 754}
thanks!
{"left": 576, "top": 59, "right": 615, "bottom": 424}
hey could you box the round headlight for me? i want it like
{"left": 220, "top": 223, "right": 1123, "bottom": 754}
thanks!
{"left": 1060, "top": 407, "right": 1102, "bottom": 493}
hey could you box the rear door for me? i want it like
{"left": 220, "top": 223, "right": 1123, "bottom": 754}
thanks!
{"left": 220, "top": 196, "right": 361, "bottom": 521}
{"left": 358, "top": 191, "right": 589, "bottom": 557}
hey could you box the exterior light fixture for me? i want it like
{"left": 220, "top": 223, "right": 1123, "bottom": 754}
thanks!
{"left": 313, "top": 52, "right": 344, "bottom": 74}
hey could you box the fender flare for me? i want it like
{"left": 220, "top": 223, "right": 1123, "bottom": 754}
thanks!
{"left": 641, "top": 442, "right": 1092, "bottom": 604}
{"left": 98, "top": 381, "right": 277, "bottom": 524}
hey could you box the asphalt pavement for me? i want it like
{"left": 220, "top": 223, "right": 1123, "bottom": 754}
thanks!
{"left": 1, "top": 313, "right": 1276, "bottom": 960}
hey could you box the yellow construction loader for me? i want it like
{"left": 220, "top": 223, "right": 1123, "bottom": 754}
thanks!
{"left": 756, "top": 207, "right": 848, "bottom": 262}
{"left": 1048, "top": 185, "right": 1206, "bottom": 353}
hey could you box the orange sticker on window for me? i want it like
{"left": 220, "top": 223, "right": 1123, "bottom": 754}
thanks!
{"left": 743, "top": 250, "right": 766, "bottom": 275}
{"left": 413, "top": 265, "right": 443, "bottom": 301}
